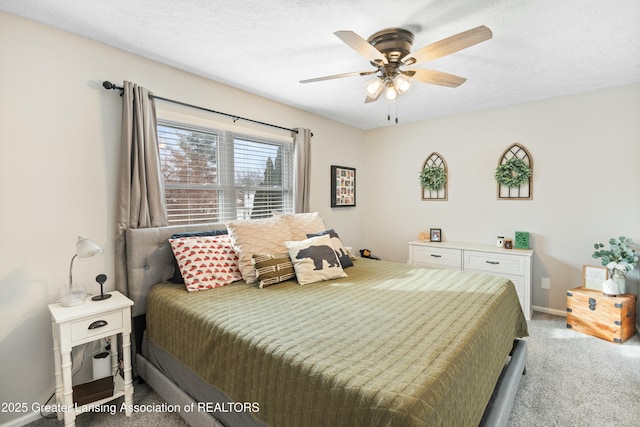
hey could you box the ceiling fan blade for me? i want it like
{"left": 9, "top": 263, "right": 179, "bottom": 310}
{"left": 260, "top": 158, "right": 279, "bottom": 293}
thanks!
{"left": 334, "top": 30, "right": 388, "bottom": 65}
{"left": 402, "top": 25, "right": 492, "bottom": 66}
{"left": 300, "top": 70, "right": 377, "bottom": 84}
{"left": 404, "top": 69, "right": 467, "bottom": 88}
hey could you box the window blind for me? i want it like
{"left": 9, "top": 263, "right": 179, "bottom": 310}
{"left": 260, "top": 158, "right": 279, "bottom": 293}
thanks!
{"left": 158, "top": 120, "right": 293, "bottom": 225}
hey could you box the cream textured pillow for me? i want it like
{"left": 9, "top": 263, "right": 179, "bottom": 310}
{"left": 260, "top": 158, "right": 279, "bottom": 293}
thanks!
{"left": 273, "top": 212, "right": 326, "bottom": 240}
{"left": 285, "top": 234, "right": 347, "bottom": 285}
{"left": 169, "top": 236, "right": 242, "bottom": 292}
{"left": 226, "top": 216, "right": 292, "bottom": 284}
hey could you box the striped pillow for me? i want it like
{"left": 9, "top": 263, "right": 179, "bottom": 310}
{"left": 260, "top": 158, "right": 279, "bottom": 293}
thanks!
{"left": 252, "top": 253, "right": 296, "bottom": 288}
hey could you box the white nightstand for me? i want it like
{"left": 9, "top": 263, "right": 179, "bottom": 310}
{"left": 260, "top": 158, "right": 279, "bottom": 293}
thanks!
{"left": 48, "top": 291, "right": 134, "bottom": 426}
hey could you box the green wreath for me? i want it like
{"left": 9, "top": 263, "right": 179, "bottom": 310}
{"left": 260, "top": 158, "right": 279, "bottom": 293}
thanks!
{"left": 420, "top": 166, "right": 446, "bottom": 191}
{"left": 495, "top": 157, "right": 531, "bottom": 188}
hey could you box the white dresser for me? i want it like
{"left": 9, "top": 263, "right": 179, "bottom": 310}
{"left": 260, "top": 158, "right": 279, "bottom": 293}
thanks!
{"left": 408, "top": 240, "right": 533, "bottom": 320}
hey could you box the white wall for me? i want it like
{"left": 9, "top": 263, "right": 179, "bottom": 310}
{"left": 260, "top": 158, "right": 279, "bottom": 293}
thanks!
{"left": 362, "top": 83, "right": 640, "bottom": 316}
{"left": 0, "top": 12, "right": 364, "bottom": 425}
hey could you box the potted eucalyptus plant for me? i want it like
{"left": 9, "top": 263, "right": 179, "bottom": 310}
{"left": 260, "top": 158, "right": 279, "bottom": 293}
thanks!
{"left": 592, "top": 236, "right": 638, "bottom": 295}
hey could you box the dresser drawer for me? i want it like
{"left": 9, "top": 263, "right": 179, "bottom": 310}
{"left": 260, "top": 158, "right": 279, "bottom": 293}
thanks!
{"left": 411, "top": 246, "right": 462, "bottom": 270}
{"left": 70, "top": 310, "right": 123, "bottom": 344}
{"left": 464, "top": 251, "right": 527, "bottom": 276}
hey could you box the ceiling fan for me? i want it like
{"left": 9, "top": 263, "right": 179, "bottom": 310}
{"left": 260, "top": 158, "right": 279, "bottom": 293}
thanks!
{"left": 300, "top": 25, "right": 492, "bottom": 104}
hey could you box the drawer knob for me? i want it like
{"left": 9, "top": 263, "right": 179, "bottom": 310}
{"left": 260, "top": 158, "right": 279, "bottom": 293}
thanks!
{"left": 430, "top": 254, "right": 442, "bottom": 258}
{"left": 88, "top": 320, "right": 108, "bottom": 330}
{"left": 486, "top": 261, "right": 500, "bottom": 265}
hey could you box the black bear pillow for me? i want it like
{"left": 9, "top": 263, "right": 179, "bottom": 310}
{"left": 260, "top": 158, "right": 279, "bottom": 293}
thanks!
{"left": 306, "top": 228, "right": 353, "bottom": 268}
{"left": 285, "top": 234, "right": 347, "bottom": 285}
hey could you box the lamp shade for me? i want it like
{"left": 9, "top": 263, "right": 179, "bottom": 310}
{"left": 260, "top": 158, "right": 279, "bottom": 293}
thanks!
{"left": 383, "top": 81, "right": 397, "bottom": 102}
{"left": 392, "top": 73, "right": 414, "bottom": 94}
{"left": 76, "top": 237, "right": 103, "bottom": 259}
{"left": 364, "top": 76, "right": 384, "bottom": 98}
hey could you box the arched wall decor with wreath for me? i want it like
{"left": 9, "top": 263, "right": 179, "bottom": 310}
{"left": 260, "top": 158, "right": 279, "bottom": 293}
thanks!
{"left": 420, "top": 152, "right": 448, "bottom": 201}
{"left": 496, "top": 143, "right": 533, "bottom": 200}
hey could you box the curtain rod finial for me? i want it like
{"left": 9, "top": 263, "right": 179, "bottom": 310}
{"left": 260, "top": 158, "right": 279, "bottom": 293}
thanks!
{"left": 102, "top": 81, "right": 123, "bottom": 91}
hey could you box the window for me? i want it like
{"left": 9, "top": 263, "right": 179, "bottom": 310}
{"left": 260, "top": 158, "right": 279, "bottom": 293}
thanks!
{"left": 158, "top": 120, "right": 293, "bottom": 225}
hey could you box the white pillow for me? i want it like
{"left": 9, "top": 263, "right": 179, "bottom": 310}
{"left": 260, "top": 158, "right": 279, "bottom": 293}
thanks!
{"left": 285, "top": 235, "right": 347, "bottom": 285}
{"left": 226, "top": 216, "right": 292, "bottom": 284}
{"left": 273, "top": 212, "right": 326, "bottom": 240}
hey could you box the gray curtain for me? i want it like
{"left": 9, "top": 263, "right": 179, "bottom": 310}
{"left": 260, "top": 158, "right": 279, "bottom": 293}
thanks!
{"left": 293, "top": 128, "right": 311, "bottom": 213}
{"left": 114, "top": 81, "right": 168, "bottom": 297}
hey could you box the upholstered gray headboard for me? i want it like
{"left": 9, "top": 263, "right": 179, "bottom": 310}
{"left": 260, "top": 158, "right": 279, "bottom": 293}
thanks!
{"left": 125, "top": 223, "right": 226, "bottom": 317}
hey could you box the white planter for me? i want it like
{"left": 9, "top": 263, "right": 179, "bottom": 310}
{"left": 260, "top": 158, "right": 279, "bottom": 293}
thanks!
{"left": 611, "top": 270, "right": 627, "bottom": 294}
{"left": 602, "top": 278, "right": 620, "bottom": 296}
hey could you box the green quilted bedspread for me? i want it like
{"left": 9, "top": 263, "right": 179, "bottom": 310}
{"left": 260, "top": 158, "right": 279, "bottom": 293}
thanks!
{"left": 146, "top": 258, "right": 528, "bottom": 427}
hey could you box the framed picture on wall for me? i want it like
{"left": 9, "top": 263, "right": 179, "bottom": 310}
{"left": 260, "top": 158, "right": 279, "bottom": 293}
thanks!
{"left": 582, "top": 265, "right": 608, "bottom": 291}
{"left": 331, "top": 165, "right": 356, "bottom": 207}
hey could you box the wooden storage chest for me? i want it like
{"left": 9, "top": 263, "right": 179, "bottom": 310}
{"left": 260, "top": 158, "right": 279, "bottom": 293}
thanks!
{"left": 566, "top": 287, "right": 636, "bottom": 344}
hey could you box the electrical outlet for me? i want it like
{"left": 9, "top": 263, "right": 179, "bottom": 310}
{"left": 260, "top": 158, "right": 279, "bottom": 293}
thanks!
{"left": 541, "top": 277, "right": 551, "bottom": 290}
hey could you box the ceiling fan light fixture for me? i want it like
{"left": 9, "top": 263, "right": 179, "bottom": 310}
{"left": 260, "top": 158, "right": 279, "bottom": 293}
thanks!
{"left": 302, "top": 25, "right": 492, "bottom": 110}
{"left": 383, "top": 80, "right": 397, "bottom": 103}
{"left": 364, "top": 76, "right": 384, "bottom": 98}
{"left": 393, "top": 73, "right": 413, "bottom": 94}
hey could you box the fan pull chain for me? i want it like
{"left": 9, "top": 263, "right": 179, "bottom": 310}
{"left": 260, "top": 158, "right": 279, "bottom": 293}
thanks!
{"left": 386, "top": 102, "right": 399, "bottom": 124}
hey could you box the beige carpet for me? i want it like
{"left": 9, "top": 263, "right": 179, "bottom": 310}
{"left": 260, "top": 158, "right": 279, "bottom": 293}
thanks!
{"left": 25, "top": 312, "right": 640, "bottom": 427}
{"left": 507, "top": 312, "right": 640, "bottom": 426}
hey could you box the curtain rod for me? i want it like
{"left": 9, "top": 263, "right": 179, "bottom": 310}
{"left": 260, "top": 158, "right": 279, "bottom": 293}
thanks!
{"left": 102, "top": 81, "right": 302, "bottom": 135}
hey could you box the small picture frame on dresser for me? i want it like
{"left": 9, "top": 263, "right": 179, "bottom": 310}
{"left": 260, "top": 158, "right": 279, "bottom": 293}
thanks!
{"left": 430, "top": 228, "right": 442, "bottom": 242}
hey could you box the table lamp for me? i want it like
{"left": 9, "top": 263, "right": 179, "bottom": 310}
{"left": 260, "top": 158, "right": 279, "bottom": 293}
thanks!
{"left": 59, "top": 236, "right": 103, "bottom": 306}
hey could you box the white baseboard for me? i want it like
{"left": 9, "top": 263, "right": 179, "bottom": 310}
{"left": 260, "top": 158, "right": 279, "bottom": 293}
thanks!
{"left": 532, "top": 305, "right": 567, "bottom": 317}
{"left": 1, "top": 411, "right": 43, "bottom": 427}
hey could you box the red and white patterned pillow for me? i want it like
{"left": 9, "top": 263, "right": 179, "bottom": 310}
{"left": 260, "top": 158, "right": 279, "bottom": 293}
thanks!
{"left": 169, "top": 235, "right": 242, "bottom": 292}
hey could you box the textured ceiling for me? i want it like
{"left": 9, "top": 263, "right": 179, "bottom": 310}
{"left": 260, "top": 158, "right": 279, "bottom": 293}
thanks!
{"left": 2, "top": 0, "right": 639, "bottom": 130}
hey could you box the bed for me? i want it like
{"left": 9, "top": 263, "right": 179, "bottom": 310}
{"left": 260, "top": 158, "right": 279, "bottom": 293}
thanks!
{"left": 125, "top": 220, "right": 528, "bottom": 427}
